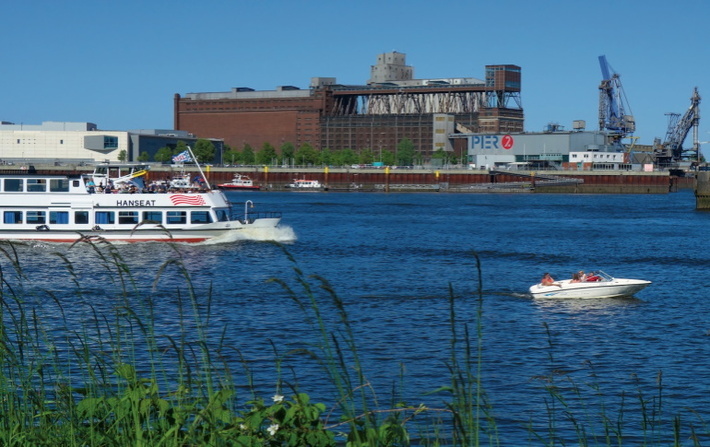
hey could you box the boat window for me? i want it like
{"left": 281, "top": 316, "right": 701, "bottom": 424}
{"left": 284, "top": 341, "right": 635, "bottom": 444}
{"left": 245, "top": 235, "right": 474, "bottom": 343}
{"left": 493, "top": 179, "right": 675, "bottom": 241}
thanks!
{"left": 50, "top": 179, "right": 70, "bottom": 192}
{"left": 27, "top": 179, "right": 47, "bottom": 192}
{"left": 191, "top": 211, "right": 212, "bottom": 224}
{"left": 3, "top": 179, "right": 22, "bottom": 192}
{"left": 118, "top": 211, "right": 139, "bottom": 225}
{"left": 142, "top": 211, "right": 162, "bottom": 224}
{"left": 166, "top": 211, "right": 186, "bottom": 224}
{"left": 74, "top": 211, "right": 89, "bottom": 224}
{"left": 27, "top": 211, "right": 45, "bottom": 224}
{"left": 50, "top": 211, "right": 69, "bottom": 224}
{"left": 95, "top": 211, "right": 115, "bottom": 224}
{"left": 3, "top": 211, "right": 22, "bottom": 224}
{"left": 215, "top": 209, "right": 229, "bottom": 222}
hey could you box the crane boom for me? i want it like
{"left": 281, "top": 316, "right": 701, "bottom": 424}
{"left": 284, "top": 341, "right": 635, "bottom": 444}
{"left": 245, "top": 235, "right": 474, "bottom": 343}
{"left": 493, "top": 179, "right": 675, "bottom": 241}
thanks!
{"left": 664, "top": 87, "right": 701, "bottom": 161}
{"left": 598, "top": 56, "right": 635, "bottom": 144}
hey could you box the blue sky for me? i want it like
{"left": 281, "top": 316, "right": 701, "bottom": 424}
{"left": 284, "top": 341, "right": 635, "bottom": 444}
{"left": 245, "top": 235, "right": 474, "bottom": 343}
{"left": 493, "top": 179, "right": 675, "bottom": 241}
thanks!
{"left": 4, "top": 0, "right": 709, "bottom": 149}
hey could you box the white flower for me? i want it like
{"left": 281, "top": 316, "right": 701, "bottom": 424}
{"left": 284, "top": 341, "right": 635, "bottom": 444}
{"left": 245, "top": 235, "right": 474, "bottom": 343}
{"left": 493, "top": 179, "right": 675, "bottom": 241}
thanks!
{"left": 272, "top": 394, "right": 284, "bottom": 403}
{"left": 267, "top": 423, "right": 279, "bottom": 436}
{"left": 239, "top": 423, "right": 247, "bottom": 431}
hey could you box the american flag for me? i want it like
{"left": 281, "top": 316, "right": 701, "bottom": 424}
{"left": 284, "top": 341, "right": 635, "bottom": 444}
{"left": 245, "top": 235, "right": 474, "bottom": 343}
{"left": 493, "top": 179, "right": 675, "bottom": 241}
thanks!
{"left": 170, "top": 194, "right": 206, "bottom": 206}
{"left": 172, "top": 150, "right": 192, "bottom": 163}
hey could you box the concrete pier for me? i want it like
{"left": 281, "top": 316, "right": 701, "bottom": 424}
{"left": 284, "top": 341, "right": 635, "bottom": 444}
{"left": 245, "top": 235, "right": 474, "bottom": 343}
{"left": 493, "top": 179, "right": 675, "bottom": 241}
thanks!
{"left": 695, "top": 171, "right": 710, "bottom": 209}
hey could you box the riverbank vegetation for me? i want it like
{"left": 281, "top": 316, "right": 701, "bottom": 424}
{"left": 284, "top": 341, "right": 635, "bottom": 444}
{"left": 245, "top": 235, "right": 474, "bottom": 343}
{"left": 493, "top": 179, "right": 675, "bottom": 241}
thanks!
{"left": 0, "top": 239, "right": 704, "bottom": 446}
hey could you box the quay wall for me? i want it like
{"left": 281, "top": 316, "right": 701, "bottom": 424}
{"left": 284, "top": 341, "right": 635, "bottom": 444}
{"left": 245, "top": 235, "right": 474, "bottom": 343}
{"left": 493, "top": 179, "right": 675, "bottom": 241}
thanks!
{"left": 695, "top": 171, "right": 710, "bottom": 209}
{"left": 10, "top": 165, "right": 685, "bottom": 194}
{"left": 201, "top": 168, "right": 676, "bottom": 194}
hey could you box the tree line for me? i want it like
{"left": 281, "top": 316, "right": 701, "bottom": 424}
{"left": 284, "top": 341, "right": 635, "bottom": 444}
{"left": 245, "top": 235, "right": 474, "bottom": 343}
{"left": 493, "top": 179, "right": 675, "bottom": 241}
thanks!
{"left": 126, "top": 138, "right": 462, "bottom": 166}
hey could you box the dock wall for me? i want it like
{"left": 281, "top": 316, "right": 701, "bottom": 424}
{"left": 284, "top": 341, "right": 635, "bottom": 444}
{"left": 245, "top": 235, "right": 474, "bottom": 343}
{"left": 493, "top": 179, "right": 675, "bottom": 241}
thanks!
{"left": 16, "top": 166, "right": 685, "bottom": 194}
{"left": 695, "top": 171, "right": 710, "bottom": 209}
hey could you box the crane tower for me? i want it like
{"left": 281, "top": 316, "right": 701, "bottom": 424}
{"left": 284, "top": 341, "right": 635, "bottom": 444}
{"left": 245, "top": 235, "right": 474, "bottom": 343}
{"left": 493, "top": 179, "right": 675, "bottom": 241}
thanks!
{"left": 654, "top": 87, "right": 701, "bottom": 167}
{"left": 598, "top": 55, "right": 635, "bottom": 146}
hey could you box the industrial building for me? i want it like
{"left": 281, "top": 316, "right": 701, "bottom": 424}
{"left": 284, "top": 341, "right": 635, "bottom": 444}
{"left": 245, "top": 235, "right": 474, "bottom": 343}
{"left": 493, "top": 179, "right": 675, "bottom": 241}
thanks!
{"left": 458, "top": 126, "right": 645, "bottom": 170}
{"left": 173, "top": 52, "right": 523, "bottom": 160}
{"left": 0, "top": 121, "right": 223, "bottom": 164}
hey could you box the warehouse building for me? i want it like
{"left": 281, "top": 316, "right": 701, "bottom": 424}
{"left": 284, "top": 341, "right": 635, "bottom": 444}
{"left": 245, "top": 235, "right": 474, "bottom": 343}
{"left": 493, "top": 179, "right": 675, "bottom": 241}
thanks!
{"left": 0, "top": 121, "right": 223, "bottom": 164}
{"left": 174, "top": 52, "right": 523, "bottom": 161}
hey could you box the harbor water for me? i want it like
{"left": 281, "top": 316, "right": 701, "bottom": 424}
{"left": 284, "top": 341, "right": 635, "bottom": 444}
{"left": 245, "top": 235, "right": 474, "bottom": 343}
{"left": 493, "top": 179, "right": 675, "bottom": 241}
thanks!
{"left": 7, "top": 189, "right": 710, "bottom": 444}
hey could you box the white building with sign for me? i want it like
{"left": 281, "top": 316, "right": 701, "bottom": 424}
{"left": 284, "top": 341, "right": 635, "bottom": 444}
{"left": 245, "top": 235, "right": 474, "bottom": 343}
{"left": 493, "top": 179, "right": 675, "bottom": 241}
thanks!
{"left": 463, "top": 130, "right": 621, "bottom": 169}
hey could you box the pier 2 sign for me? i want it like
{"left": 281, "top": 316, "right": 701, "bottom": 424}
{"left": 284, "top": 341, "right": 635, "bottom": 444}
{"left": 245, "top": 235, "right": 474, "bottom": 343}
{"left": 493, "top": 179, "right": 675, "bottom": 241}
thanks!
{"left": 471, "top": 135, "right": 515, "bottom": 150}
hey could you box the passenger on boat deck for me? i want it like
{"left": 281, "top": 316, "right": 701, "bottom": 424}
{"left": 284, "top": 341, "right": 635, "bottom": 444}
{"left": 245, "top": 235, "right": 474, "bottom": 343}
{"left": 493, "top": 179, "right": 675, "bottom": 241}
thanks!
{"left": 86, "top": 179, "right": 96, "bottom": 193}
{"left": 541, "top": 273, "right": 561, "bottom": 287}
{"left": 570, "top": 272, "right": 582, "bottom": 283}
{"left": 586, "top": 273, "right": 601, "bottom": 282}
{"left": 578, "top": 270, "right": 587, "bottom": 281}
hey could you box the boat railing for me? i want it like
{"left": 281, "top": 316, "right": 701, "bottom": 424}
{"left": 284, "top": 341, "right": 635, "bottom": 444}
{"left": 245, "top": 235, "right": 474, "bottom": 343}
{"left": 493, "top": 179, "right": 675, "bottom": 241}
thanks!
{"left": 233, "top": 211, "right": 282, "bottom": 224}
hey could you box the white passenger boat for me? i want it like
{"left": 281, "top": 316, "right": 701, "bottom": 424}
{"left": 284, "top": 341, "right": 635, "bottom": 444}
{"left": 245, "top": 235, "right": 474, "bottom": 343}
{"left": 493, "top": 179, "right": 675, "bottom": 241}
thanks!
{"left": 529, "top": 270, "right": 651, "bottom": 299}
{"left": 0, "top": 164, "right": 281, "bottom": 243}
{"left": 286, "top": 179, "right": 326, "bottom": 190}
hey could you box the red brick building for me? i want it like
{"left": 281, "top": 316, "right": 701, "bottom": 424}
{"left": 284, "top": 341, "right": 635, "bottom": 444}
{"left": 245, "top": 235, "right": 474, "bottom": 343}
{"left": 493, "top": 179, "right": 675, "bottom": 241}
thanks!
{"left": 174, "top": 53, "right": 523, "bottom": 160}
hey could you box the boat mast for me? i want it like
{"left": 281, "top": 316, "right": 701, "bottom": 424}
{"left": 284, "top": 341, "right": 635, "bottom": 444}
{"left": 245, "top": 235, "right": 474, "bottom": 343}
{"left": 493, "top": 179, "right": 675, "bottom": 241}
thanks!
{"left": 186, "top": 145, "right": 212, "bottom": 190}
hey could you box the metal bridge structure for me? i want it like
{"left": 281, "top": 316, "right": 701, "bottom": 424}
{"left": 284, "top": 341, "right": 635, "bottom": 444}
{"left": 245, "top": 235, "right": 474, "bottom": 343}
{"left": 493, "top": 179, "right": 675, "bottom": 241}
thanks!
{"left": 327, "top": 84, "right": 522, "bottom": 116}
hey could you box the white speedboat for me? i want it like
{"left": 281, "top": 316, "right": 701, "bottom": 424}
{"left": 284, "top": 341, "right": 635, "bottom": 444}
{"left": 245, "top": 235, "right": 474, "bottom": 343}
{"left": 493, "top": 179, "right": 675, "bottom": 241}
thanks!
{"left": 0, "top": 163, "right": 281, "bottom": 243}
{"left": 529, "top": 271, "right": 651, "bottom": 299}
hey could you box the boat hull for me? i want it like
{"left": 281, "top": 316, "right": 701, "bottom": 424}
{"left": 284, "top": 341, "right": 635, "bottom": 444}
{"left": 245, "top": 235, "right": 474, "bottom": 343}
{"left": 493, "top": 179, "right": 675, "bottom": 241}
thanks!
{"left": 529, "top": 278, "right": 651, "bottom": 299}
{"left": 0, "top": 217, "right": 282, "bottom": 243}
{"left": 217, "top": 185, "right": 261, "bottom": 191}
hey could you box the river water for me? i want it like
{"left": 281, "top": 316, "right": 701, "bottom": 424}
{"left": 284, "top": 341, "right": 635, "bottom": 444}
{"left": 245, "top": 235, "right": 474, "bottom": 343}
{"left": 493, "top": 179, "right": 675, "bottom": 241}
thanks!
{"left": 6, "top": 189, "right": 710, "bottom": 444}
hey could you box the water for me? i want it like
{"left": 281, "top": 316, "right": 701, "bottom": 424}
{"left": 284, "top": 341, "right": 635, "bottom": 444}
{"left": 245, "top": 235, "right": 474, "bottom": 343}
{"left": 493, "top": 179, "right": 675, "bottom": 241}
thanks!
{"left": 6, "top": 189, "right": 710, "bottom": 444}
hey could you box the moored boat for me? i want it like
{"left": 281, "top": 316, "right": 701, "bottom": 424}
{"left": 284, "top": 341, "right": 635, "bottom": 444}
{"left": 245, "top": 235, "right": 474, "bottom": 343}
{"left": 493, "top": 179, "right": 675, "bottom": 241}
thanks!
{"left": 286, "top": 179, "right": 326, "bottom": 190}
{"left": 0, "top": 163, "right": 281, "bottom": 243}
{"left": 217, "top": 174, "right": 261, "bottom": 191}
{"left": 529, "top": 270, "right": 651, "bottom": 299}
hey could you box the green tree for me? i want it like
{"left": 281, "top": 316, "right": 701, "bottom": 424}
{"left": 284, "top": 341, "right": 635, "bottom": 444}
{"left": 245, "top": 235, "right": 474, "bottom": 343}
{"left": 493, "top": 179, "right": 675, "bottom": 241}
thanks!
{"left": 396, "top": 138, "right": 415, "bottom": 166}
{"left": 256, "top": 142, "right": 277, "bottom": 165}
{"left": 280, "top": 142, "right": 296, "bottom": 166}
{"left": 431, "top": 148, "right": 455, "bottom": 165}
{"left": 155, "top": 146, "right": 174, "bottom": 163}
{"left": 380, "top": 149, "right": 395, "bottom": 166}
{"left": 339, "top": 148, "right": 359, "bottom": 166}
{"left": 193, "top": 139, "right": 215, "bottom": 163}
{"left": 242, "top": 144, "right": 256, "bottom": 165}
{"left": 117, "top": 150, "right": 127, "bottom": 162}
{"left": 295, "top": 143, "right": 318, "bottom": 166}
{"left": 223, "top": 149, "right": 241, "bottom": 166}
{"left": 359, "top": 148, "right": 375, "bottom": 165}
{"left": 318, "top": 147, "right": 333, "bottom": 166}
{"left": 137, "top": 151, "right": 150, "bottom": 162}
{"left": 175, "top": 140, "right": 189, "bottom": 154}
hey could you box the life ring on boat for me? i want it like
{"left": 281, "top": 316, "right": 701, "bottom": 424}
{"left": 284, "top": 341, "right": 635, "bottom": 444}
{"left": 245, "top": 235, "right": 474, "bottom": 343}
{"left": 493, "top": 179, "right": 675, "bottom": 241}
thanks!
{"left": 35, "top": 225, "right": 50, "bottom": 232}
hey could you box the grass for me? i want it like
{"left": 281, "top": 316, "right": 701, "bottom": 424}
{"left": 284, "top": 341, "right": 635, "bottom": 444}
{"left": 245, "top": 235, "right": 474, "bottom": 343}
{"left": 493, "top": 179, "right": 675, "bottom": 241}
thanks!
{"left": 0, "top": 239, "right": 704, "bottom": 445}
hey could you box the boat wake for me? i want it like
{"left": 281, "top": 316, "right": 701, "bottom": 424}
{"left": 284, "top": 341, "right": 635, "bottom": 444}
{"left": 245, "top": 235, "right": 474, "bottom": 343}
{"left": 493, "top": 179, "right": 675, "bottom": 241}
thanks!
{"left": 201, "top": 225, "right": 297, "bottom": 245}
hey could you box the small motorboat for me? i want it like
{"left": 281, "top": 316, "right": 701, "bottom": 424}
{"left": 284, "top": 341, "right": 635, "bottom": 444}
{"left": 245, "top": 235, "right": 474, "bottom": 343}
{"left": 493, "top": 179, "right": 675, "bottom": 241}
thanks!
{"left": 286, "top": 179, "right": 327, "bottom": 191}
{"left": 529, "top": 270, "right": 651, "bottom": 299}
{"left": 217, "top": 174, "right": 261, "bottom": 191}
